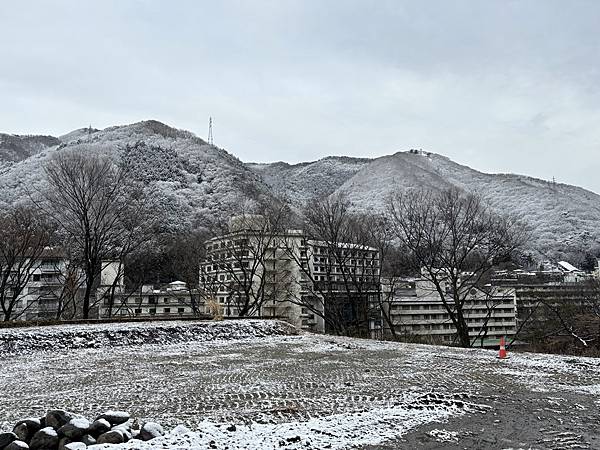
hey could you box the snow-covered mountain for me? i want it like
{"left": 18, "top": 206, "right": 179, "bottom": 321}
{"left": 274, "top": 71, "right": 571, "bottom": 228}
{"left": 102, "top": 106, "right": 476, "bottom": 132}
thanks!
{"left": 0, "top": 120, "right": 273, "bottom": 231}
{"left": 1, "top": 121, "right": 599, "bottom": 260}
{"left": 0, "top": 133, "right": 60, "bottom": 164}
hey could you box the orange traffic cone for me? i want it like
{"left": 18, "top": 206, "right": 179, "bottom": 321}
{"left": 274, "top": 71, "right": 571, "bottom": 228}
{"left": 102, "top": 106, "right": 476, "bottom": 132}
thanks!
{"left": 498, "top": 336, "right": 507, "bottom": 359}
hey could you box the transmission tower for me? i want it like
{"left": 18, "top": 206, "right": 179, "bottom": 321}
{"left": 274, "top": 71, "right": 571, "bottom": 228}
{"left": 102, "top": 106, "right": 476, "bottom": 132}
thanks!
{"left": 208, "top": 117, "right": 214, "bottom": 145}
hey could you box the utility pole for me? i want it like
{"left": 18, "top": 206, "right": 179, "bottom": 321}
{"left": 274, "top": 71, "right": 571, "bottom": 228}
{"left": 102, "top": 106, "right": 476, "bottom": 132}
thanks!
{"left": 208, "top": 117, "right": 214, "bottom": 145}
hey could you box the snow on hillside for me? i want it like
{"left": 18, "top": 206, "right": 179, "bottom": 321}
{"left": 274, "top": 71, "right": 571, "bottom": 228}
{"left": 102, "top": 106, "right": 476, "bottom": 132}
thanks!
{"left": 0, "top": 133, "right": 60, "bottom": 167}
{"left": 248, "top": 156, "right": 371, "bottom": 207}
{"left": 59, "top": 127, "right": 101, "bottom": 143}
{"left": 256, "top": 151, "right": 600, "bottom": 259}
{"left": 339, "top": 152, "right": 600, "bottom": 259}
{"left": 2, "top": 120, "right": 600, "bottom": 258}
{"left": 0, "top": 121, "right": 274, "bottom": 230}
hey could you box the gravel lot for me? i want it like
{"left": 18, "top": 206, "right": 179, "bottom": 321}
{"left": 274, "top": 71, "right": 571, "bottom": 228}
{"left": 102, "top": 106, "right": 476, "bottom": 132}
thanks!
{"left": 1, "top": 321, "right": 599, "bottom": 449}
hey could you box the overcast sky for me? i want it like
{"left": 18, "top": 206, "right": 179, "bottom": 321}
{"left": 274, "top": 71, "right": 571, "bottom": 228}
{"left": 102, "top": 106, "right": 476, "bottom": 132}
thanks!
{"left": 2, "top": 1, "right": 600, "bottom": 192}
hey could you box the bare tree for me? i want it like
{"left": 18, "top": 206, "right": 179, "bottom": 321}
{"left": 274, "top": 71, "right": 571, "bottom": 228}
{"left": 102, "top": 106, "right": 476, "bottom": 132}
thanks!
{"left": 200, "top": 205, "right": 291, "bottom": 317}
{"left": 104, "top": 246, "right": 165, "bottom": 317}
{"left": 53, "top": 253, "right": 85, "bottom": 320}
{"left": 166, "top": 230, "right": 210, "bottom": 316}
{"left": 387, "top": 188, "right": 526, "bottom": 347}
{"left": 0, "top": 206, "right": 54, "bottom": 321}
{"left": 512, "top": 278, "right": 600, "bottom": 354}
{"left": 282, "top": 196, "right": 383, "bottom": 337}
{"left": 42, "top": 149, "right": 131, "bottom": 319}
{"left": 96, "top": 185, "right": 159, "bottom": 318}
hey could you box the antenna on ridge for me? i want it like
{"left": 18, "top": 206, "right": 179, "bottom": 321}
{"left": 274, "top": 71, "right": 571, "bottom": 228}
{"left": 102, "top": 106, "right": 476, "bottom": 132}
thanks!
{"left": 208, "top": 117, "right": 214, "bottom": 145}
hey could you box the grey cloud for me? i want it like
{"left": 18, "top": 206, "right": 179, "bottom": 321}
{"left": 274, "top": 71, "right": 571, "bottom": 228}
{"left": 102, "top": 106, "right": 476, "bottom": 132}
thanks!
{"left": 1, "top": 0, "right": 600, "bottom": 192}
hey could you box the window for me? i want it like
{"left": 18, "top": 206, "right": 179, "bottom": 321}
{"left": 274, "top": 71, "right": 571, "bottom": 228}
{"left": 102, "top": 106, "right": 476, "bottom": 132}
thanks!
{"left": 178, "top": 308, "right": 185, "bottom": 314}
{"left": 33, "top": 274, "right": 41, "bottom": 281}
{"left": 134, "top": 309, "right": 142, "bottom": 314}
{"left": 164, "top": 308, "right": 171, "bottom": 314}
{"left": 148, "top": 296, "right": 157, "bottom": 304}
{"left": 149, "top": 308, "right": 156, "bottom": 315}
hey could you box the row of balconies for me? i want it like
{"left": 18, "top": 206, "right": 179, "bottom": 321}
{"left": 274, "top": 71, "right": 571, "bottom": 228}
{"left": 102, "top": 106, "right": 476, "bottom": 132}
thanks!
{"left": 391, "top": 307, "right": 515, "bottom": 316}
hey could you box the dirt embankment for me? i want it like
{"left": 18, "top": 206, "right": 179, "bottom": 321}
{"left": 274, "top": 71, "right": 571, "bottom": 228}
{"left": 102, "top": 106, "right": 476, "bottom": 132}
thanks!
{"left": 0, "top": 319, "right": 297, "bottom": 356}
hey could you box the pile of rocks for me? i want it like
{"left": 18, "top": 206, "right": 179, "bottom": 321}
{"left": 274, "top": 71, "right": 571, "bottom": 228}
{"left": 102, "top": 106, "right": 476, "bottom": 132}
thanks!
{"left": 0, "top": 410, "right": 165, "bottom": 449}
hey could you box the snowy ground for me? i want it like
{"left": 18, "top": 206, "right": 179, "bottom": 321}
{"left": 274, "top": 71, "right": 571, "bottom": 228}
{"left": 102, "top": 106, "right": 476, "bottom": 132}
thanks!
{"left": 1, "top": 321, "right": 599, "bottom": 449}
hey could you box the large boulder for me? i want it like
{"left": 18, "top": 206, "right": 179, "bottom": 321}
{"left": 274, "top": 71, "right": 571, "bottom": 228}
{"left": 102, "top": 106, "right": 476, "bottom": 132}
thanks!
{"left": 0, "top": 432, "right": 18, "bottom": 448}
{"left": 88, "top": 418, "right": 110, "bottom": 437}
{"left": 57, "top": 418, "right": 90, "bottom": 439}
{"left": 4, "top": 441, "right": 29, "bottom": 450}
{"left": 112, "top": 425, "right": 131, "bottom": 442}
{"left": 57, "top": 437, "right": 72, "bottom": 450}
{"left": 81, "top": 434, "right": 96, "bottom": 446}
{"left": 96, "top": 430, "right": 125, "bottom": 445}
{"left": 45, "top": 411, "right": 74, "bottom": 430}
{"left": 29, "top": 427, "right": 59, "bottom": 450}
{"left": 13, "top": 418, "right": 41, "bottom": 442}
{"left": 140, "top": 422, "right": 164, "bottom": 441}
{"left": 96, "top": 411, "right": 129, "bottom": 426}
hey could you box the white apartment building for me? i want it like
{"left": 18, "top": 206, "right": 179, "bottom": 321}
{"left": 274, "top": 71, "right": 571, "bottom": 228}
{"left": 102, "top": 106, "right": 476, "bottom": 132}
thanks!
{"left": 200, "top": 217, "right": 317, "bottom": 330}
{"left": 0, "top": 248, "right": 83, "bottom": 322}
{"left": 97, "top": 261, "right": 202, "bottom": 319}
{"left": 382, "top": 276, "right": 517, "bottom": 346}
{"left": 199, "top": 215, "right": 380, "bottom": 334}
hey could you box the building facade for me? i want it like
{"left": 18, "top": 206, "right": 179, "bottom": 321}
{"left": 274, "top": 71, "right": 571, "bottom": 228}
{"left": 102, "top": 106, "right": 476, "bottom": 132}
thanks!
{"left": 0, "top": 248, "right": 84, "bottom": 322}
{"left": 381, "top": 276, "right": 518, "bottom": 345}
{"left": 199, "top": 215, "right": 380, "bottom": 335}
{"left": 96, "top": 261, "right": 202, "bottom": 319}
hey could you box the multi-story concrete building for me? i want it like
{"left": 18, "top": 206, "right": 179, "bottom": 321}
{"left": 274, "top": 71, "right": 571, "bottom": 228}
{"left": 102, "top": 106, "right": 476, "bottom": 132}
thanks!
{"left": 492, "top": 263, "right": 597, "bottom": 339}
{"left": 381, "top": 276, "right": 517, "bottom": 346}
{"left": 0, "top": 248, "right": 83, "bottom": 322}
{"left": 307, "top": 240, "right": 381, "bottom": 336}
{"left": 199, "top": 215, "right": 380, "bottom": 335}
{"left": 200, "top": 217, "right": 316, "bottom": 330}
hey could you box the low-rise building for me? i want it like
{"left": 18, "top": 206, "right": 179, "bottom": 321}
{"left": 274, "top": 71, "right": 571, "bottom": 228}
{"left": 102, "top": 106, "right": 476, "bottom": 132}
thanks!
{"left": 96, "top": 261, "right": 203, "bottom": 319}
{"left": 98, "top": 280, "right": 202, "bottom": 319}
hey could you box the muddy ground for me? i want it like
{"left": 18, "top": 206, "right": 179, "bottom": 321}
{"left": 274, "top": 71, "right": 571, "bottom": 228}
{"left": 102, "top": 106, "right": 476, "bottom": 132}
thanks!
{"left": 1, "top": 322, "right": 599, "bottom": 449}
